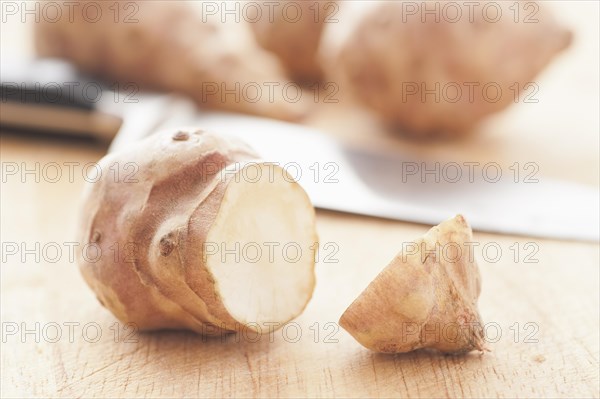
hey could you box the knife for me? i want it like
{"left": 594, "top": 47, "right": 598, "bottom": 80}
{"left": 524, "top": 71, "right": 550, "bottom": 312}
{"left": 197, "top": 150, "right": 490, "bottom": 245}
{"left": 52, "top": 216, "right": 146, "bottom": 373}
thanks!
{"left": 2, "top": 59, "right": 598, "bottom": 241}
{"left": 133, "top": 109, "right": 600, "bottom": 242}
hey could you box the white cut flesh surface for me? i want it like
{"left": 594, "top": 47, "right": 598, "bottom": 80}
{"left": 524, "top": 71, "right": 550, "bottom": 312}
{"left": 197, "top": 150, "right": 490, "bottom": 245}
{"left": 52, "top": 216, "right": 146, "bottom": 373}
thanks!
{"left": 205, "top": 163, "right": 316, "bottom": 330}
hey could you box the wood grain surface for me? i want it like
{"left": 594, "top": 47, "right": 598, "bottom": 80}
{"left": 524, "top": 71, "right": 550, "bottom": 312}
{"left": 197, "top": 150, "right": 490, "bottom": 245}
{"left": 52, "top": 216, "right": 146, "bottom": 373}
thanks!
{"left": 1, "top": 1, "right": 599, "bottom": 398}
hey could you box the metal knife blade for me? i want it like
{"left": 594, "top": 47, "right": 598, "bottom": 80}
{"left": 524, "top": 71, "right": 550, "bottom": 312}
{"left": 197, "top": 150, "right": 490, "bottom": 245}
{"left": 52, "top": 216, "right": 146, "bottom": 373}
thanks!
{"left": 7, "top": 59, "right": 596, "bottom": 241}
{"left": 117, "top": 108, "right": 599, "bottom": 242}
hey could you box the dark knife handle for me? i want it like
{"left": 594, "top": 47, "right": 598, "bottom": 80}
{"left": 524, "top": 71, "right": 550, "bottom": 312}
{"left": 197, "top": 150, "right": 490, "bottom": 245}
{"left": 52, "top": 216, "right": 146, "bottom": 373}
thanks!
{"left": 0, "top": 58, "right": 121, "bottom": 141}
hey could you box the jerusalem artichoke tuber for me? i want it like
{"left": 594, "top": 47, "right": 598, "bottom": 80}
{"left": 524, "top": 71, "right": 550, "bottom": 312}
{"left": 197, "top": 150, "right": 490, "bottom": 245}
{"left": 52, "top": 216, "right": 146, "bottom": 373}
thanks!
{"left": 77, "top": 128, "right": 317, "bottom": 334}
{"left": 339, "top": 1, "right": 572, "bottom": 136}
{"left": 251, "top": 1, "right": 335, "bottom": 83}
{"left": 35, "top": 1, "right": 308, "bottom": 121}
{"left": 340, "top": 215, "right": 486, "bottom": 354}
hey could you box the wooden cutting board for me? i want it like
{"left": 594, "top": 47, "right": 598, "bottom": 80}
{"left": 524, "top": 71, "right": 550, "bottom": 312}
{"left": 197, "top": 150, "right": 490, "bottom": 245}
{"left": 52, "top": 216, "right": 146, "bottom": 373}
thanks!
{"left": 1, "top": 2, "right": 598, "bottom": 398}
{"left": 1, "top": 131, "right": 598, "bottom": 398}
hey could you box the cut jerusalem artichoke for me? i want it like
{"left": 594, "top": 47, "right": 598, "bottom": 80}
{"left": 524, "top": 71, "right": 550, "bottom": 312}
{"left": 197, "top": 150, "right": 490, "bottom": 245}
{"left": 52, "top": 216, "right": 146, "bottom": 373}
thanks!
{"left": 339, "top": 1, "right": 572, "bottom": 136}
{"left": 35, "top": 1, "right": 307, "bottom": 121}
{"left": 77, "top": 129, "right": 317, "bottom": 334}
{"left": 340, "top": 215, "right": 486, "bottom": 354}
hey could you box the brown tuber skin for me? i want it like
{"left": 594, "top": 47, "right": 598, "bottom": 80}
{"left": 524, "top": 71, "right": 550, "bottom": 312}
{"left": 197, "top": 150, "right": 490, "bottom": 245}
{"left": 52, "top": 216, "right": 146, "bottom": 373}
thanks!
{"left": 77, "top": 129, "right": 317, "bottom": 335}
{"left": 251, "top": 1, "right": 335, "bottom": 83}
{"left": 339, "top": 215, "right": 485, "bottom": 354}
{"left": 35, "top": 1, "right": 308, "bottom": 121}
{"left": 339, "top": 1, "right": 572, "bottom": 137}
